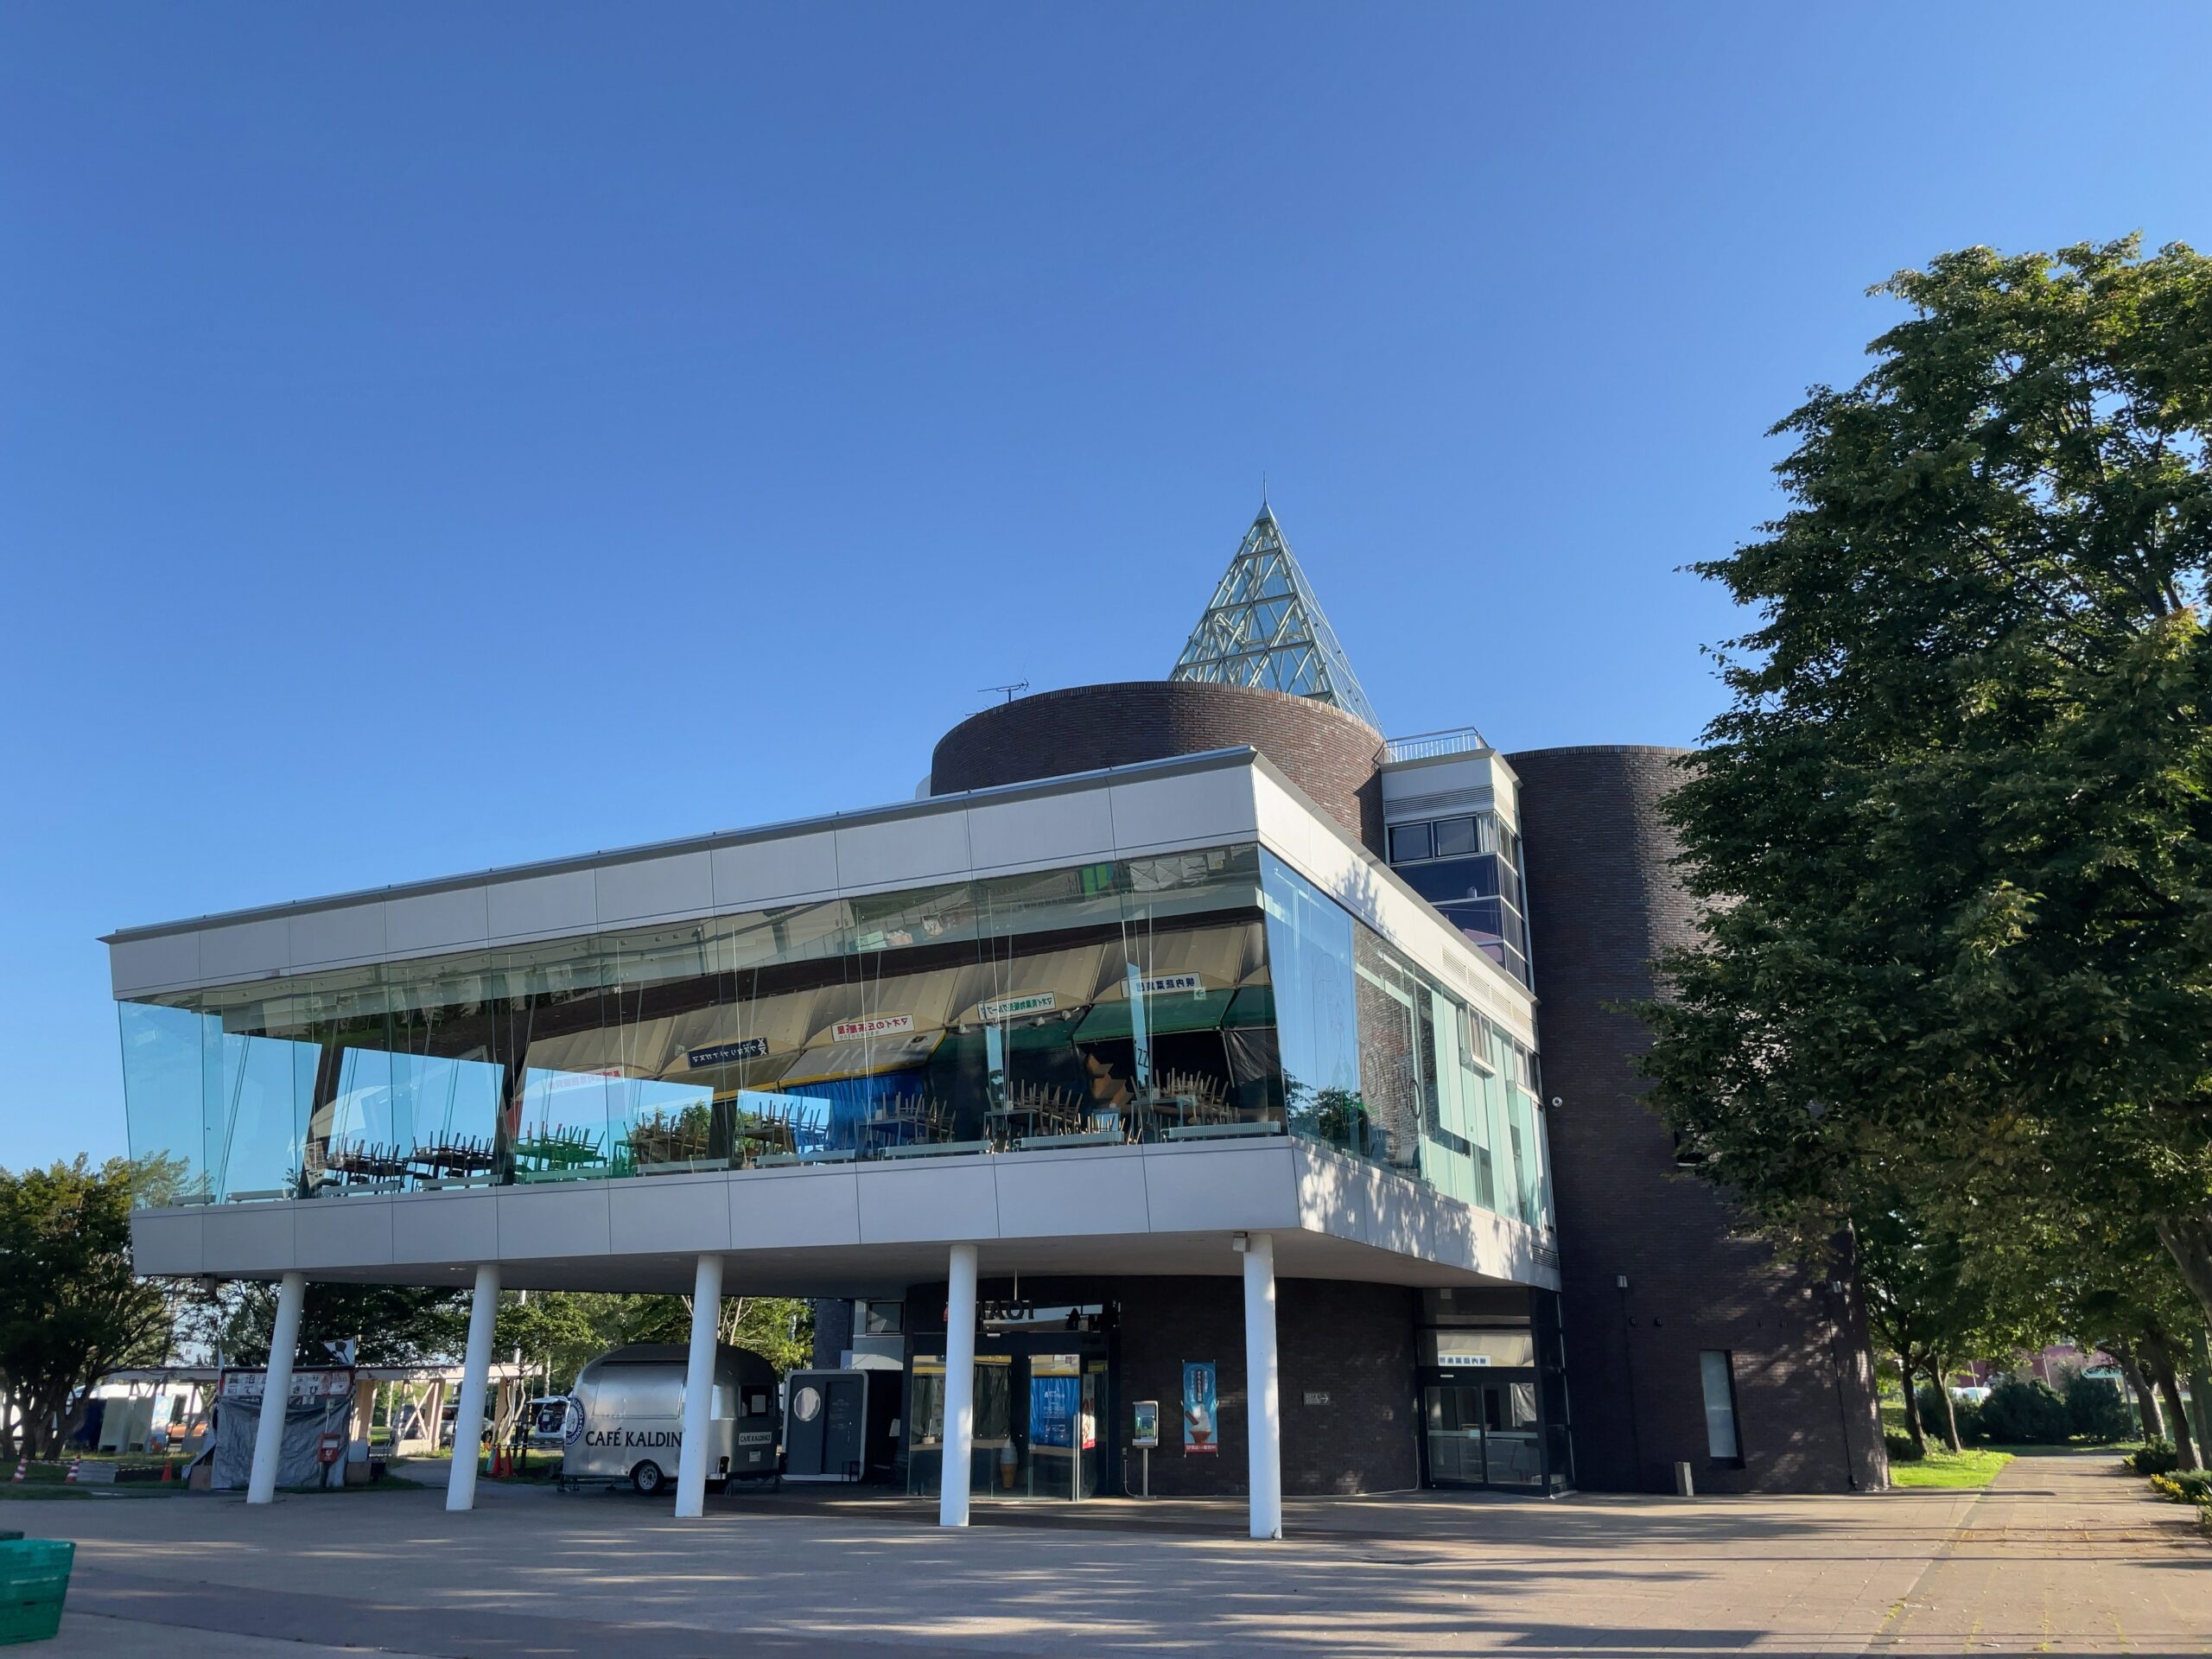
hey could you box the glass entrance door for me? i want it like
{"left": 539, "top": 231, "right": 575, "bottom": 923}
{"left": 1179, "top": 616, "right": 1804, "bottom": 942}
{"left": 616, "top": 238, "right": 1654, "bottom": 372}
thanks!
{"left": 1424, "top": 1383, "right": 1485, "bottom": 1484}
{"left": 1423, "top": 1376, "right": 1545, "bottom": 1489}
{"left": 1477, "top": 1377, "right": 1542, "bottom": 1488}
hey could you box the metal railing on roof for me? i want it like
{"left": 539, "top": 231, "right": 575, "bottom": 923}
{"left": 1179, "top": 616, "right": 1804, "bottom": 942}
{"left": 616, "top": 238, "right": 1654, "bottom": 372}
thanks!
{"left": 1382, "top": 727, "right": 1488, "bottom": 764}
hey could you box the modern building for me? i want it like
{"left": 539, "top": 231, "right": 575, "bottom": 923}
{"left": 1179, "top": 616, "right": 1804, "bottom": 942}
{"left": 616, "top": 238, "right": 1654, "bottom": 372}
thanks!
{"left": 105, "top": 506, "right": 1885, "bottom": 1533}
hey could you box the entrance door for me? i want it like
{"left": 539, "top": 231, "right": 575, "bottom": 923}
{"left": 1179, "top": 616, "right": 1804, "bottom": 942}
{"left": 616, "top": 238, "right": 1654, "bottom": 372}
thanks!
{"left": 1423, "top": 1376, "right": 1546, "bottom": 1488}
{"left": 1478, "top": 1377, "right": 1543, "bottom": 1488}
{"left": 1423, "top": 1383, "right": 1484, "bottom": 1484}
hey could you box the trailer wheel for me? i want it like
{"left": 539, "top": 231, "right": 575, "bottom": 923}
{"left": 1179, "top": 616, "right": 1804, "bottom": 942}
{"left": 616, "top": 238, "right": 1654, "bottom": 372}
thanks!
{"left": 630, "top": 1460, "right": 664, "bottom": 1496}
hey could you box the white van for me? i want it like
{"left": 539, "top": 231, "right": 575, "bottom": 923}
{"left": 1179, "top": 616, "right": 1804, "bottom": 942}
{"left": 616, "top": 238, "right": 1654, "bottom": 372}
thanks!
{"left": 558, "top": 1344, "right": 780, "bottom": 1495}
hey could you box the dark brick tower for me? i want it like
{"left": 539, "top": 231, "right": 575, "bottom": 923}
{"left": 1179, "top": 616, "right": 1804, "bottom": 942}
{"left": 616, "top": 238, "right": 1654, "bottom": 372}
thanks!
{"left": 1507, "top": 745, "right": 1886, "bottom": 1493}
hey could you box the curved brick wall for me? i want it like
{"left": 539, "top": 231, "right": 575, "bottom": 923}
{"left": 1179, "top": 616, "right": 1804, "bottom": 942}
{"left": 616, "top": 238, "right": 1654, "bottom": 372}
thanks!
{"left": 931, "top": 681, "right": 1386, "bottom": 853}
{"left": 1508, "top": 744, "right": 1885, "bottom": 1495}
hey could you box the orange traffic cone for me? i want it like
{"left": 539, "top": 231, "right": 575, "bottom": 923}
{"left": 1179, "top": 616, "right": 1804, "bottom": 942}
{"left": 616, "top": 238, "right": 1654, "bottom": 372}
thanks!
{"left": 64, "top": 1459, "right": 80, "bottom": 1484}
{"left": 10, "top": 1459, "right": 23, "bottom": 1483}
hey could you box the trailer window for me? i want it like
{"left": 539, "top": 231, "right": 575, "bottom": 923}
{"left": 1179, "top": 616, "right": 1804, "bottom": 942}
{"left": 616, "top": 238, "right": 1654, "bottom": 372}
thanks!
{"left": 711, "top": 1385, "right": 734, "bottom": 1421}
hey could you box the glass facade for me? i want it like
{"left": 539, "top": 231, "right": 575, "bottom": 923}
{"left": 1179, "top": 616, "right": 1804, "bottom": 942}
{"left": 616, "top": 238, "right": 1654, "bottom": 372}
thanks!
{"left": 1383, "top": 810, "right": 1529, "bottom": 986}
{"left": 117, "top": 842, "right": 1552, "bottom": 1235}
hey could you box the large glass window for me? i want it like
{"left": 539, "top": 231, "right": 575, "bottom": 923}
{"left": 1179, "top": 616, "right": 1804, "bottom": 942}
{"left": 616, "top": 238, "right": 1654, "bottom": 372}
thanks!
{"left": 1258, "top": 854, "right": 1362, "bottom": 1154}
{"left": 115, "top": 839, "right": 1552, "bottom": 1231}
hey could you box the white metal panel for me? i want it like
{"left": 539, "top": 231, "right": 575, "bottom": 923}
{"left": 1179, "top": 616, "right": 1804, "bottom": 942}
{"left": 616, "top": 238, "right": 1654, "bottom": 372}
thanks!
{"left": 993, "top": 1148, "right": 1151, "bottom": 1237}
{"left": 1109, "top": 766, "right": 1260, "bottom": 853}
{"left": 855, "top": 1160, "right": 1000, "bottom": 1244}
{"left": 710, "top": 832, "right": 840, "bottom": 911}
{"left": 1249, "top": 770, "right": 1317, "bottom": 878}
{"left": 295, "top": 1195, "right": 397, "bottom": 1269}
{"left": 1292, "top": 1141, "right": 1376, "bottom": 1246}
{"left": 384, "top": 887, "right": 492, "bottom": 956}
{"left": 389, "top": 1189, "right": 499, "bottom": 1266}
{"left": 200, "top": 1204, "right": 296, "bottom": 1274}
{"left": 594, "top": 852, "right": 714, "bottom": 926}
{"left": 110, "top": 932, "right": 202, "bottom": 997}
{"left": 128, "top": 1210, "right": 206, "bottom": 1276}
{"left": 964, "top": 789, "right": 1116, "bottom": 875}
{"left": 486, "top": 870, "right": 598, "bottom": 943}
{"left": 833, "top": 810, "right": 971, "bottom": 892}
{"left": 728, "top": 1166, "right": 861, "bottom": 1249}
{"left": 496, "top": 1185, "right": 613, "bottom": 1258}
{"left": 609, "top": 1174, "right": 734, "bottom": 1255}
{"left": 286, "top": 903, "right": 386, "bottom": 969}
{"left": 1140, "top": 1141, "right": 1300, "bottom": 1233}
{"left": 197, "top": 918, "right": 291, "bottom": 982}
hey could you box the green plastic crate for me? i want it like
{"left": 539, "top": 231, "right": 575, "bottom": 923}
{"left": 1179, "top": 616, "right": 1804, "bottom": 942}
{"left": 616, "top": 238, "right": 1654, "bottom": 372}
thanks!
{"left": 0, "top": 1539, "right": 73, "bottom": 1645}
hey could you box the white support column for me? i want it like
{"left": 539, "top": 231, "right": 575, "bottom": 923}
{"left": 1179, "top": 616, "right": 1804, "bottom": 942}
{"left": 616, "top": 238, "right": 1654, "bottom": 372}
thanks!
{"left": 1242, "top": 1232, "right": 1283, "bottom": 1541}
{"left": 445, "top": 1263, "right": 500, "bottom": 1513}
{"left": 938, "top": 1243, "right": 978, "bottom": 1528}
{"left": 675, "top": 1253, "right": 723, "bottom": 1517}
{"left": 246, "top": 1271, "right": 307, "bottom": 1505}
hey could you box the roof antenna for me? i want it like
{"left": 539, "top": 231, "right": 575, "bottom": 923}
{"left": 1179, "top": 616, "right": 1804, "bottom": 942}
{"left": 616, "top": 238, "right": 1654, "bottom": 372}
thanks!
{"left": 979, "top": 680, "right": 1029, "bottom": 705}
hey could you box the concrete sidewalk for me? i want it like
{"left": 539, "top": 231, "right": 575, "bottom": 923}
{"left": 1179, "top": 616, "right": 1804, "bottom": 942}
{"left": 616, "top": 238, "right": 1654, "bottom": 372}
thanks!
{"left": 17, "top": 1450, "right": 2211, "bottom": 1656}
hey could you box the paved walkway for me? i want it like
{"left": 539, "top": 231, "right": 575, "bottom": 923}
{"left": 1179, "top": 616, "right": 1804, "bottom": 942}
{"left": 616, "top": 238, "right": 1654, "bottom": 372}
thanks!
{"left": 16, "top": 1451, "right": 2211, "bottom": 1656}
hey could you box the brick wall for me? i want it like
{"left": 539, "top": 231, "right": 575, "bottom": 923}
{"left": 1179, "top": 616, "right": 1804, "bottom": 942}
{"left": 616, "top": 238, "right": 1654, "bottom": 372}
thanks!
{"left": 1115, "top": 1276, "right": 1421, "bottom": 1497}
{"left": 905, "top": 1271, "right": 1421, "bottom": 1497}
{"left": 1507, "top": 745, "right": 1887, "bottom": 1494}
{"left": 930, "top": 681, "right": 1386, "bottom": 854}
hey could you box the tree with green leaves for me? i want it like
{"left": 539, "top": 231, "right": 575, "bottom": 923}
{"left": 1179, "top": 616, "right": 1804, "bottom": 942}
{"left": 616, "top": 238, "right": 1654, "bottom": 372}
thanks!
{"left": 499, "top": 1292, "right": 813, "bottom": 1392}
{"left": 0, "top": 1159, "right": 175, "bottom": 1458}
{"left": 1855, "top": 1176, "right": 2053, "bottom": 1453}
{"left": 1639, "top": 237, "right": 2212, "bottom": 1335}
{"left": 181, "top": 1281, "right": 470, "bottom": 1370}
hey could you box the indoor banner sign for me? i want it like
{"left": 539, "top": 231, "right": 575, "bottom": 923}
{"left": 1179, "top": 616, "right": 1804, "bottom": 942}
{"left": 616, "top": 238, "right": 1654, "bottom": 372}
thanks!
{"left": 1182, "top": 1362, "right": 1217, "bottom": 1453}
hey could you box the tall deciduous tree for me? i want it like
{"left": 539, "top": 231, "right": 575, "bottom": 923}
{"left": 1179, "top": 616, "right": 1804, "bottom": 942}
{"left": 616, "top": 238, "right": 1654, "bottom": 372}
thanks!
{"left": 1856, "top": 1179, "right": 2052, "bottom": 1453}
{"left": 0, "top": 1160, "right": 175, "bottom": 1458}
{"left": 1640, "top": 238, "right": 2212, "bottom": 1325}
{"left": 182, "top": 1281, "right": 469, "bottom": 1370}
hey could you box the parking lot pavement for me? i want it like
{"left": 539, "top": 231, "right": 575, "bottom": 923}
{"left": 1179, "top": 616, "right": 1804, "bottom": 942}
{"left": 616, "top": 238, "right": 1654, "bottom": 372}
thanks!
{"left": 9, "top": 1451, "right": 2209, "bottom": 1656}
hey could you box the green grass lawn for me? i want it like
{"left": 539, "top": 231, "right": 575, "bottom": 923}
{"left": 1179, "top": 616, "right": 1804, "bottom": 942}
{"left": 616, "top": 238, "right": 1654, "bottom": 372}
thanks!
{"left": 1890, "top": 1447, "right": 2015, "bottom": 1489}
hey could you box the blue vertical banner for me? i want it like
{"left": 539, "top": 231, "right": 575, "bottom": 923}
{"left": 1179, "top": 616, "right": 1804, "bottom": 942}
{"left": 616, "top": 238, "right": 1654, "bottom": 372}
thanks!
{"left": 1182, "top": 1361, "right": 1217, "bottom": 1454}
{"left": 1030, "top": 1374, "right": 1078, "bottom": 1449}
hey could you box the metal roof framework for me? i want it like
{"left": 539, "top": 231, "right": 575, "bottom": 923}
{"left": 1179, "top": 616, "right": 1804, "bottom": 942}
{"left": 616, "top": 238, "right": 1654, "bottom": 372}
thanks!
{"left": 1168, "top": 506, "right": 1380, "bottom": 730}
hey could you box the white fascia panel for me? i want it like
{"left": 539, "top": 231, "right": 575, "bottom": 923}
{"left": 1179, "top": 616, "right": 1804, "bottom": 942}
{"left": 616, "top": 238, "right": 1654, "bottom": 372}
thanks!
{"left": 710, "top": 832, "right": 840, "bottom": 912}
{"left": 198, "top": 918, "right": 291, "bottom": 983}
{"left": 609, "top": 1173, "right": 734, "bottom": 1255}
{"left": 855, "top": 1160, "right": 1001, "bottom": 1244}
{"left": 390, "top": 1189, "right": 499, "bottom": 1266}
{"left": 728, "top": 1166, "right": 862, "bottom": 1249}
{"left": 1140, "top": 1140, "right": 1300, "bottom": 1234}
{"left": 384, "top": 887, "right": 491, "bottom": 956}
{"left": 833, "top": 809, "right": 971, "bottom": 893}
{"left": 296, "top": 1194, "right": 397, "bottom": 1269}
{"left": 287, "top": 902, "right": 387, "bottom": 970}
{"left": 486, "top": 869, "right": 598, "bottom": 944}
{"left": 594, "top": 851, "right": 715, "bottom": 927}
{"left": 1109, "top": 766, "right": 1261, "bottom": 854}
{"left": 965, "top": 788, "right": 1116, "bottom": 875}
{"left": 200, "top": 1204, "right": 297, "bottom": 1275}
{"left": 129, "top": 1210, "right": 207, "bottom": 1276}
{"left": 111, "top": 932, "right": 203, "bottom": 998}
{"left": 993, "top": 1148, "right": 1151, "bottom": 1238}
{"left": 497, "top": 1185, "right": 613, "bottom": 1259}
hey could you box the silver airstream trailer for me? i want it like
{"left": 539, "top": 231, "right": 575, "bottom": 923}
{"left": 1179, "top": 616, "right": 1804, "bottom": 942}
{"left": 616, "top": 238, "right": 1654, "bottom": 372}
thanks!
{"left": 558, "top": 1344, "right": 780, "bottom": 1494}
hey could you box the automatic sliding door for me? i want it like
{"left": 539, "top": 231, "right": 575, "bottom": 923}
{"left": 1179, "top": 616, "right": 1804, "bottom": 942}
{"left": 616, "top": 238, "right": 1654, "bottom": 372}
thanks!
{"left": 1423, "top": 1384, "right": 1484, "bottom": 1484}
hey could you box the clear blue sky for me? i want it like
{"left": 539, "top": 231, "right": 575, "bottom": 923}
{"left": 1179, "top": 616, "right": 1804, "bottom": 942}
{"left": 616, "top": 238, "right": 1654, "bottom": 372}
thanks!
{"left": 3, "top": 3, "right": 2207, "bottom": 1168}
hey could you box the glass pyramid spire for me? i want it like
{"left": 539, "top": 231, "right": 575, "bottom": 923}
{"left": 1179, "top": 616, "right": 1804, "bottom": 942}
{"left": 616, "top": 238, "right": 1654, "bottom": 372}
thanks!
{"left": 1168, "top": 505, "right": 1380, "bottom": 730}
